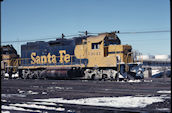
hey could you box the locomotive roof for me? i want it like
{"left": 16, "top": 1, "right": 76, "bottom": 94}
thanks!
{"left": 87, "top": 33, "right": 121, "bottom": 43}
{"left": 22, "top": 32, "right": 120, "bottom": 46}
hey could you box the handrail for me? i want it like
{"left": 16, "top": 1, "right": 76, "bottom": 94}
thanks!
{"left": 125, "top": 52, "right": 132, "bottom": 72}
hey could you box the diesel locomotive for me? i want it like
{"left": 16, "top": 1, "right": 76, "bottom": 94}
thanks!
{"left": 1, "top": 32, "right": 144, "bottom": 80}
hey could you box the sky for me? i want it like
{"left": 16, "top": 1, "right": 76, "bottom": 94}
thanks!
{"left": 1, "top": 0, "right": 170, "bottom": 55}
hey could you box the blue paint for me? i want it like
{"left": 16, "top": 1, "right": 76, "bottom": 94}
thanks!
{"left": 21, "top": 37, "right": 88, "bottom": 66}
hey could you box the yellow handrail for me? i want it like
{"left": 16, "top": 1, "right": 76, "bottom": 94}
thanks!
{"left": 125, "top": 52, "right": 132, "bottom": 72}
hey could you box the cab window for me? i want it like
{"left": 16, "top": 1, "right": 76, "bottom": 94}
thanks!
{"left": 92, "top": 43, "right": 100, "bottom": 49}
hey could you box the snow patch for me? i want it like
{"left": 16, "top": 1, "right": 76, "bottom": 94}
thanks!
{"left": 128, "top": 80, "right": 141, "bottom": 83}
{"left": 17, "top": 89, "right": 25, "bottom": 93}
{"left": 1, "top": 99, "right": 7, "bottom": 102}
{"left": 104, "top": 89, "right": 111, "bottom": 91}
{"left": 18, "top": 89, "right": 39, "bottom": 95}
{"left": 27, "top": 90, "right": 39, "bottom": 95}
{"left": 156, "top": 108, "right": 170, "bottom": 111}
{"left": 27, "top": 101, "right": 56, "bottom": 106}
{"left": 1, "top": 94, "right": 26, "bottom": 98}
{"left": 34, "top": 96, "right": 166, "bottom": 108}
{"left": 157, "top": 90, "right": 171, "bottom": 94}
{"left": 47, "top": 86, "right": 72, "bottom": 90}
{"left": 143, "top": 80, "right": 152, "bottom": 82}
{"left": 55, "top": 87, "right": 64, "bottom": 89}
{"left": 9, "top": 103, "right": 65, "bottom": 111}
{"left": 42, "top": 92, "right": 47, "bottom": 95}
{"left": 2, "top": 100, "right": 65, "bottom": 112}
{"left": 2, "top": 105, "right": 41, "bottom": 112}
{"left": 152, "top": 70, "right": 161, "bottom": 75}
{"left": 1, "top": 111, "right": 10, "bottom": 113}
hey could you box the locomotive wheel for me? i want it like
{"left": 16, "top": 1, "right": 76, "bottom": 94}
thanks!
{"left": 115, "top": 73, "right": 119, "bottom": 81}
{"left": 22, "top": 73, "right": 28, "bottom": 79}
{"left": 28, "top": 73, "right": 34, "bottom": 79}
{"left": 127, "top": 72, "right": 135, "bottom": 80}
{"left": 91, "top": 74, "right": 95, "bottom": 80}
{"left": 21, "top": 70, "right": 29, "bottom": 79}
{"left": 33, "top": 73, "right": 38, "bottom": 79}
{"left": 32, "top": 71, "right": 40, "bottom": 79}
{"left": 102, "top": 74, "right": 108, "bottom": 81}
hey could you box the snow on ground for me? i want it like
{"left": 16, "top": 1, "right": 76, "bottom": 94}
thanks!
{"left": 152, "top": 70, "right": 161, "bottom": 75}
{"left": 1, "top": 90, "right": 39, "bottom": 99}
{"left": 1, "top": 94, "right": 26, "bottom": 98}
{"left": 7, "top": 103, "right": 65, "bottom": 112}
{"left": 156, "top": 108, "right": 170, "bottom": 111}
{"left": 114, "top": 79, "right": 152, "bottom": 83}
{"left": 1, "top": 111, "right": 10, "bottom": 113}
{"left": 2, "top": 95, "right": 170, "bottom": 112}
{"left": 127, "top": 80, "right": 141, "bottom": 83}
{"left": 2, "top": 101, "right": 65, "bottom": 112}
{"left": 2, "top": 99, "right": 7, "bottom": 102}
{"left": 17, "top": 89, "right": 25, "bottom": 93}
{"left": 34, "top": 96, "right": 168, "bottom": 108}
{"left": 143, "top": 80, "right": 152, "bottom": 82}
{"left": 54, "top": 87, "right": 65, "bottom": 89}
{"left": 157, "top": 90, "right": 171, "bottom": 94}
{"left": 42, "top": 92, "right": 47, "bottom": 95}
{"left": 27, "top": 90, "right": 39, "bottom": 95}
{"left": 47, "top": 86, "right": 72, "bottom": 90}
{"left": 2, "top": 105, "right": 41, "bottom": 112}
{"left": 27, "top": 101, "right": 56, "bottom": 106}
{"left": 17, "top": 89, "right": 39, "bottom": 95}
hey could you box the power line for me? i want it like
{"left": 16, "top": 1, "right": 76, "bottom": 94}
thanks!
{"left": 2, "top": 37, "right": 57, "bottom": 43}
{"left": 82, "top": 30, "right": 170, "bottom": 35}
{"left": 2, "top": 34, "right": 79, "bottom": 43}
{"left": 1, "top": 30, "right": 170, "bottom": 43}
{"left": 119, "top": 30, "right": 170, "bottom": 34}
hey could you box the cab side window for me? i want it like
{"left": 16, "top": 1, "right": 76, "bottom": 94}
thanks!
{"left": 92, "top": 43, "right": 99, "bottom": 49}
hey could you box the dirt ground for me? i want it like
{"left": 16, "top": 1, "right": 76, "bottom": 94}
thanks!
{"left": 1, "top": 77, "right": 171, "bottom": 113}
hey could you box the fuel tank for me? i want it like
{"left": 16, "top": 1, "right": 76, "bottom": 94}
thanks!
{"left": 40, "top": 67, "right": 84, "bottom": 79}
{"left": 40, "top": 67, "right": 71, "bottom": 79}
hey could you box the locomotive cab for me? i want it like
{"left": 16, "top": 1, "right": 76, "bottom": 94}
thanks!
{"left": 75, "top": 32, "right": 134, "bottom": 67}
{"left": 75, "top": 32, "right": 144, "bottom": 80}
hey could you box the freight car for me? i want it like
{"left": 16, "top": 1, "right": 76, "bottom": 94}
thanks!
{"left": 1, "top": 32, "right": 144, "bottom": 80}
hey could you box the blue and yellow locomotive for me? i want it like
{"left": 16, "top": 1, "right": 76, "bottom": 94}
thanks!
{"left": 2, "top": 32, "right": 144, "bottom": 80}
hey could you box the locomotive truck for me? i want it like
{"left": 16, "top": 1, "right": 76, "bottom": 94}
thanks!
{"left": 1, "top": 32, "right": 144, "bottom": 80}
